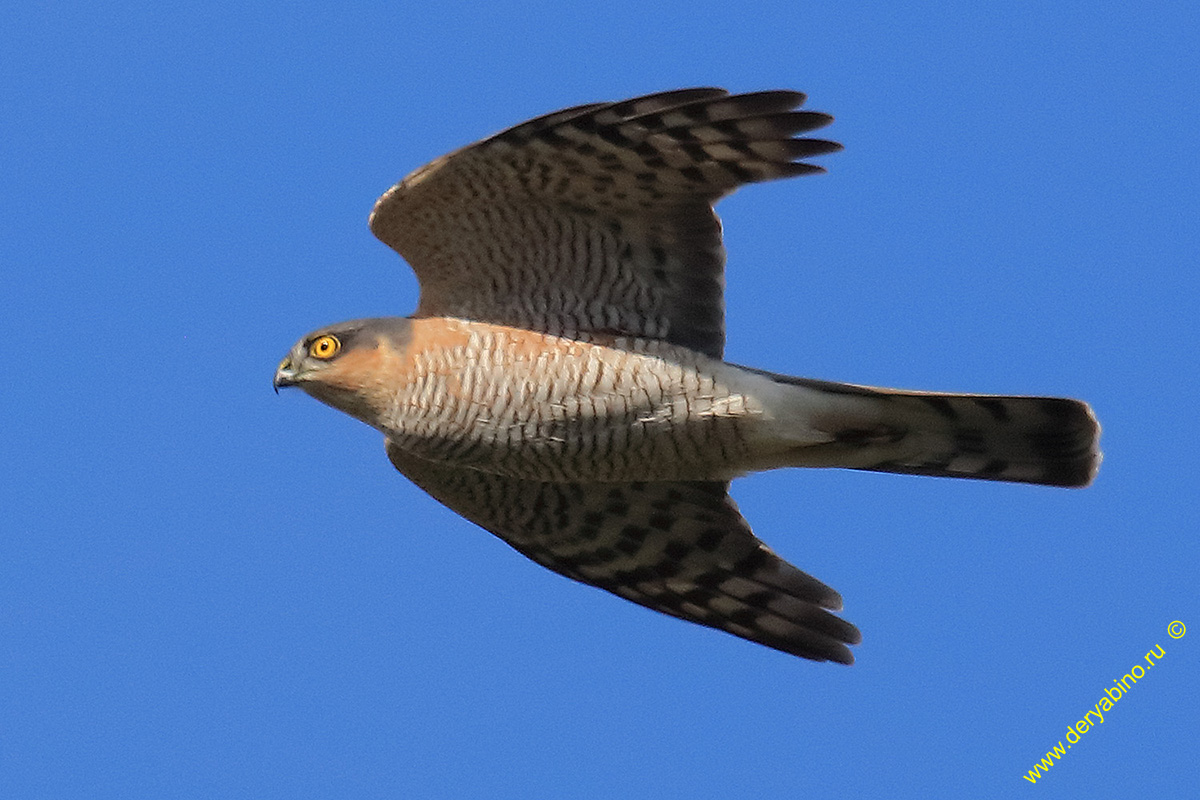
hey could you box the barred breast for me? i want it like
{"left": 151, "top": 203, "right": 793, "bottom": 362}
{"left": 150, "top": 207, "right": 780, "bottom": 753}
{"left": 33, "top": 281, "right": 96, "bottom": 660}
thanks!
{"left": 383, "top": 318, "right": 773, "bottom": 482}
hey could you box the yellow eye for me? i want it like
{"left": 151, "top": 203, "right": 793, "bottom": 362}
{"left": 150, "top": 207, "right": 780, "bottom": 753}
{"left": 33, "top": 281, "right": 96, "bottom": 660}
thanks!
{"left": 308, "top": 334, "right": 341, "bottom": 360}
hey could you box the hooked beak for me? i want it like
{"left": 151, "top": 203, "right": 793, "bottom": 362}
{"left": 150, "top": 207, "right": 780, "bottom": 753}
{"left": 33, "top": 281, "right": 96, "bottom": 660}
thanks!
{"left": 273, "top": 356, "right": 299, "bottom": 393}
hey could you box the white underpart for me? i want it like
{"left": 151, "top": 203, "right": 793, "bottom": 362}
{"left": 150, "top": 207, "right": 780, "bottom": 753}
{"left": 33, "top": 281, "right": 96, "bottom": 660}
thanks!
{"left": 382, "top": 326, "right": 845, "bottom": 483}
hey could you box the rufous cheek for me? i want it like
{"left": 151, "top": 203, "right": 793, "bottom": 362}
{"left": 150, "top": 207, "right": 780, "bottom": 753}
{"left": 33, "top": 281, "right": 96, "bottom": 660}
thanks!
{"left": 315, "top": 346, "right": 390, "bottom": 393}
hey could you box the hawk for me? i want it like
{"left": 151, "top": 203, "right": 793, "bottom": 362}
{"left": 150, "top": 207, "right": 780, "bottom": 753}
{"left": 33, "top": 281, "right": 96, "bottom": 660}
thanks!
{"left": 274, "top": 88, "right": 1100, "bottom": 664}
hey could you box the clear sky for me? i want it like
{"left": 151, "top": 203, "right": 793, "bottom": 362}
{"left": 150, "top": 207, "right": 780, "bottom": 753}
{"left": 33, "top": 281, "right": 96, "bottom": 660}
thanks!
{"left": 5, "top": 2, "right": 1197, "bottom": 797}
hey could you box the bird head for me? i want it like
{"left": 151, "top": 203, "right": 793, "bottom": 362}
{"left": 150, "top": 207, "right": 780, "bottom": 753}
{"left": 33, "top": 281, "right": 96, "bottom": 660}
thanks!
{"left": 274, "top": 317, "right": 413, "bottom": 429}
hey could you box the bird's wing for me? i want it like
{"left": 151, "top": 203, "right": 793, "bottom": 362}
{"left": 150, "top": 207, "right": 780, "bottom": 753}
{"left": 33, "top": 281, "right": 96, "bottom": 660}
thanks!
{"left": 387, "top": 442, "right": 861, "bottom": 662}
{"left": 369, "top": 88, "right": 840, "bottom": 359}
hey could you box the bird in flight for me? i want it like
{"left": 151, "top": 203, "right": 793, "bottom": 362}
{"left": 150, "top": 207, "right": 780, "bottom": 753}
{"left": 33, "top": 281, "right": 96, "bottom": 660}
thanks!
{"left": 274, "top": 88, "right": 1100, "bottom": 664}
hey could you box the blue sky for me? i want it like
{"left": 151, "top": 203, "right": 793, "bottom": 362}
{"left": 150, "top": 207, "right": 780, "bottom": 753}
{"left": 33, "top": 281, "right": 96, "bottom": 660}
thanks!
{"left": 5, "top": 2, "right": 1197, "bottom": 797}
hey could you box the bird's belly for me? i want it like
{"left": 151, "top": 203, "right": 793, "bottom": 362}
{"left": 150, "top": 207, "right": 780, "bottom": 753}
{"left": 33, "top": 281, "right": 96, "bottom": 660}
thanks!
{"left": 384, "top": 319, "right": 767, "bottom": 482}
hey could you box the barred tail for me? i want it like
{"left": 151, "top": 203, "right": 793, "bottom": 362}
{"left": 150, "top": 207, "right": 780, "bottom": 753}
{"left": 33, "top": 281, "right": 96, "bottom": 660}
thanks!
{"left": 766, "top": 374, "right": 1102, "bottom": 487}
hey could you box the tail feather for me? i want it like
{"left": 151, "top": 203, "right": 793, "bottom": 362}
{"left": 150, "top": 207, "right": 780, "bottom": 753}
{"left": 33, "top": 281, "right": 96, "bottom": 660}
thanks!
{"left": 766, "top": 374, "right": 1101, "bottom": 487}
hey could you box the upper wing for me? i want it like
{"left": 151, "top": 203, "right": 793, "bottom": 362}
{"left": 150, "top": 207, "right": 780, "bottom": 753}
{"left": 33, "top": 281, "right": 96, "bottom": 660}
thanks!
{"left": 387, "top": 442, "right": 861, "bottom": 663}
{"left": 369, "top": 88, "right": 840, "bottom": 359}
